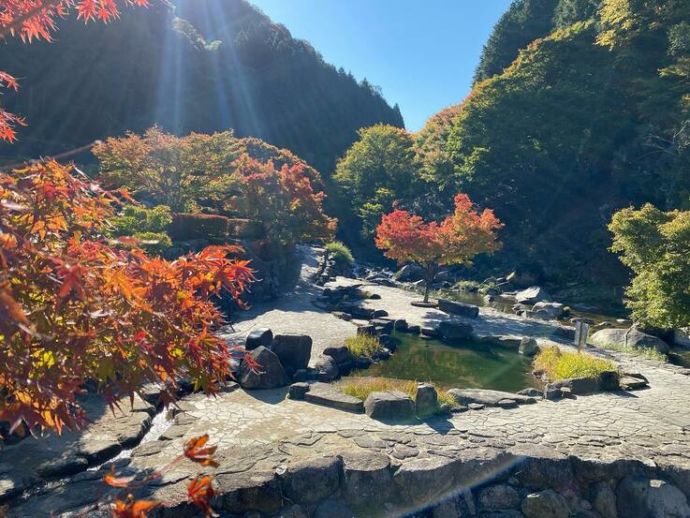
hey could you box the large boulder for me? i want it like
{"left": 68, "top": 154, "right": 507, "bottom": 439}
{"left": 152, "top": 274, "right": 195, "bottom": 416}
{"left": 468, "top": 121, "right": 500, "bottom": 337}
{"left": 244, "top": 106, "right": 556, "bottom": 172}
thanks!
{"left": 394, "top": 263, "right": 425, "bottom": 282}
{"left": 521, "top": 490, "right": 569, "bottom": 518}
{"left": 438, "top": 299, "right": 480, "bottom": 318}
{"left": 530, "top": 302, "right": 565, "bottom": 320}
{"left": 245, "top": 328, "right": 273, "bottom": 350}
{"left": 239, "top": 346, "right": 289, "bottom": 389}
{"left": 616, "top": 476, "right": 690, "bottom": 518}
{"left": 519, "top": 337, "right": 539, "bottom": 356}
{"left": 364, "top": 391, "right": 415, "bottom": 422}
{"left": 673, "top": 328, "right": 690, "bottom": 348}
{"left": 415, "top": 383, "right": 438, "bottom": 417}
{"left": 438, "top": 321, "right": 474, "bottom": 342}
{"left": 515, "top": 286, "right": 551, "bottom": 304}
{"left": 271, "top": 334, "right": 312, "bottom": 375}
{"left": 479, "top": 484, "right": 521, "bottom": 510}
{"left": 281, "top": 456, "right": 343, "bottom": 505}
{"left": 590, "top": 327, "right": 670, "bottom": 354}
{"left": 342, "top": 452, "right": 393, "bottom": 506}
{"left": 311, "top": 355, "right": 340, "bottom": 382}
{"left": 447, "top": 388, "right": 536, "bottom": 407}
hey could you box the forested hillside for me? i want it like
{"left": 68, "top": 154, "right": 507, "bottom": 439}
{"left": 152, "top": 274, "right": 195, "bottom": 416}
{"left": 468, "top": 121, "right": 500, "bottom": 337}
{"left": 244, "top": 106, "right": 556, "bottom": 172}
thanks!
{"left": 0, "top": 0, "right": 403, "bottom": 173}
{"left": 431, "top": 0, "right": 690, "bottom": 288}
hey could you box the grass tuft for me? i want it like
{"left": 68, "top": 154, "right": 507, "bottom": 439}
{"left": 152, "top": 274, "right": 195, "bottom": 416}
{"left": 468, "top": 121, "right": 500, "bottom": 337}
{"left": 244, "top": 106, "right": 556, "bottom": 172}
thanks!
{"left": 345, "top": 334, "right": 384, "bottom": 358}
{"left": 534, "top": 345, "right": 617, "bottom": 381}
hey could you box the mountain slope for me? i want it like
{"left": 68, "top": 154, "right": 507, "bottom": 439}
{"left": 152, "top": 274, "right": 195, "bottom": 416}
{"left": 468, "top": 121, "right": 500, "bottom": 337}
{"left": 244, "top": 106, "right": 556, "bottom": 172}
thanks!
{"left": 0, "top": 0, "right": 403, "bottom": 173}
{"left": 442, "top": 0, "right": 690, "bottom": 288}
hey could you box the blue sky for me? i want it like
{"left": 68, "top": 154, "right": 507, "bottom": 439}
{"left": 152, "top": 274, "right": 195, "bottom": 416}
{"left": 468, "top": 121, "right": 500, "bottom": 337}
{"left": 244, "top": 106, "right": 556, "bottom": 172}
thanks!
{"left": 250, "top": 0, "right": 512, "bottom": 131}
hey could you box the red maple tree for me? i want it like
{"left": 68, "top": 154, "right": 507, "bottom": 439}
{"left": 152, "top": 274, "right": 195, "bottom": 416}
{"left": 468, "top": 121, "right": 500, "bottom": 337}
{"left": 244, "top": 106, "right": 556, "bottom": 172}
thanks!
{"left": 376, "top": 194, "right": 503, "bottom": 303}
{"left": 0, "top": 161, "right": 254, "bottom": 434}
{"left": 0, "top": 0, "right": 150, "bottom": 142}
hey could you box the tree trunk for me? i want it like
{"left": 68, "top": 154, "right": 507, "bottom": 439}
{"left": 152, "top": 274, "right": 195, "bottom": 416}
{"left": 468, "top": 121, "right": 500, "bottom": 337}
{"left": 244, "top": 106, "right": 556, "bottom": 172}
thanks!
{"left": 423, "top": 262, "right": 438, "bottom": 304}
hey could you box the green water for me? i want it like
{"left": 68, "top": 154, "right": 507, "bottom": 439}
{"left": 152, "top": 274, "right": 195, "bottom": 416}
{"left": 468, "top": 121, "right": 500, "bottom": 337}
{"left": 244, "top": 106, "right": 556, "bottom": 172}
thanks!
{"left": 353, "top": 332, "right": 538, "bottom": 392}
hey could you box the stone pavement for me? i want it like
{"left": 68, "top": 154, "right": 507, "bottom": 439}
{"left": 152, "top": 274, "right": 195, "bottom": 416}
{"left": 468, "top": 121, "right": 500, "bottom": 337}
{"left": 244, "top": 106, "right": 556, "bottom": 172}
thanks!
{"left": 5, "top": 251, "right": 690, "bottom": 516}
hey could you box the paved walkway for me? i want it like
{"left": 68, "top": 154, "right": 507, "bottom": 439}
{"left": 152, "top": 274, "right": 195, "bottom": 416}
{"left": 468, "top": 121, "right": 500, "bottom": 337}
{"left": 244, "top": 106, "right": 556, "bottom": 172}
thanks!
{"left": 6, "top": 250, "right": 690, "bottom": 516}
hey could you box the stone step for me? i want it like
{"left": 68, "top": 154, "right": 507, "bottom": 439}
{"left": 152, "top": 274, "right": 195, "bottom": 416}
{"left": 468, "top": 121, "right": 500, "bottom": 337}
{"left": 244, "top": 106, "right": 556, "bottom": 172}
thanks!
{"left": 302, "top": 383, "right": 364, "bottom": 413}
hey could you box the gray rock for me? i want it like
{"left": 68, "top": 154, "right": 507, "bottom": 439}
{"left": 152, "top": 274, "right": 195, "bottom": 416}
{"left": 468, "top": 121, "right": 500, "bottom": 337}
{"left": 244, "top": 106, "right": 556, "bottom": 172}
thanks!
{"left": 36, "top": 455, "right": 89, "bottom": 478}
{"left": 246, "top": 328, "right": 273, "bottom": 350}
{"left": 312, "top": 354, "right": 340, "bottom": 382}
{"left": 313, "top": 499, "right": 354, "bottom": 518}
{"left": 598, "top": 370, "right": 620, "bottom": 391}
{"left": 531, "top": 302, "right": 565, "bottom": 320}
{"left": 415, "top": 383, "right": 438, "bottom": 417}
{"left": 342, "top": 452, "right": 393, "bottom": 506}
{"left": 438, "top": 299, "right": 480, "bottom": 318}
{"left": 438, "top": 321, "right": 474, "bottom": 342}
{"left": 394, "top": 263, "right": 426, "bottom": 282}
{"left": 407, "top": 324, "right": 422, "bottom": 334}
{"left": 303, "top": 383, "right": 364, "bottom": 413}
{"left": 239, "top": 346, "right": 290, "bottom": 389}
{"left": 323, "top": 345, "right": 352, "bottom": 365}
{"left": 619, "top": 373, "right": 649, "bottom": 391}
{"left": 271, "top": 334, "right": 312, "bottom": 375}
{"left": 479, "top": 484, "right": 521, "bottom": 510}
{"left": 364, "top": 391, "right": 415, "bottom": 422}
{"left": 593, "top": 481, "right": 617, "bottom": 518}
{"left": 673, "top": 328, "right": 690, "bottom": 348}
{"left": 421, "top": 326, "right": 440, "bottom": 337}
{"left": 215, "top": 470, "right": 283, "bottom": 514}
{"left": 507, "top": 270, "right": 539, "bottom": 288}
{"left": 549, "top": 376, "right": 601, "bottom": 396}
{"left": 281, "top": 456, "right": 342, "bottom": 505}
{"left": 288, "top": 382, "right": 310, "bottom": 400}
{"left": 515, "top": 286, "right": 551, "bottom": 304}
{"left": 278, "top": 504, "right": 309, "bottom": 518}
{"left": 521, "top": 490, "right": 569, "bottom": 518}
{"left": 518, "top": 387, "right": 543, "bottom": 398}
{"left": 447, "top": 388, "right": 535, "bottom": 407}
{"left": 394, "top": 319, "right": 408, "bottom": 331}
{"left": 590, "top": 327, "right": 670, "bottom": 354}
{"left": 369, "top": 318, "right": 394, "bottom": 334}
{"left": 617, "top": 476, "right": 690, "bottom": 518}
{"left": 519, "top": 337, "right": 539, "bottom": 356}
{"left": 393, "top": 456, "right": 460, "bottom": 506}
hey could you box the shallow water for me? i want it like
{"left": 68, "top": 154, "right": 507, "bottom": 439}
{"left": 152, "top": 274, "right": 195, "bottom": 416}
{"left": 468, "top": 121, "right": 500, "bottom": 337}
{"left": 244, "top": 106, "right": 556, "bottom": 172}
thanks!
{"left": 353, "top": 332, "right": 538, "bottom": 392}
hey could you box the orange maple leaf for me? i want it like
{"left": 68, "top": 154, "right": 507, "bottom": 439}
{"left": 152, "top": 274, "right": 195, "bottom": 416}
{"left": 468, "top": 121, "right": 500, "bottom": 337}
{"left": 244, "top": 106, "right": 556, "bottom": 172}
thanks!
{"left": 183, "top": 434, "right": 219, "bottom": 467}
{"left": 111, "top": 495, "right": 159, "bottom": 518}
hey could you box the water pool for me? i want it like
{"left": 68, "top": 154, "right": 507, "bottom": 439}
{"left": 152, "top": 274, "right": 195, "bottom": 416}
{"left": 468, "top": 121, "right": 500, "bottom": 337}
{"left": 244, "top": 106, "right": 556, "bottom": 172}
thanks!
{"left": 352, "top": 332, "right": 538, "bottom": 392}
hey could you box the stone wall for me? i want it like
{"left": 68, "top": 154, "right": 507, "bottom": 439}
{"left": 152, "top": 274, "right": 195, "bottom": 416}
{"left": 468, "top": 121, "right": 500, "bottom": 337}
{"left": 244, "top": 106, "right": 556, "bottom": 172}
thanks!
{"left": 146, "top": 447, "right": 690, "bottom": 517}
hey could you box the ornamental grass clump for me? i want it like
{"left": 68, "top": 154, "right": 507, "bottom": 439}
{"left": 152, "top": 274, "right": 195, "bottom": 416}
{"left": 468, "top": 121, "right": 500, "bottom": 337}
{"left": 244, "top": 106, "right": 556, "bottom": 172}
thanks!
{"left": 345, "top": 334, "right": 384, "bottom": 358}
{"left": 338, "top": 376, "right": 456, "bottom": 408}
{"left": 534, "top": 345, "right": 616, "bottom": 381}
{"left": 325, "top": 241, "right": 355, "bottom": 267}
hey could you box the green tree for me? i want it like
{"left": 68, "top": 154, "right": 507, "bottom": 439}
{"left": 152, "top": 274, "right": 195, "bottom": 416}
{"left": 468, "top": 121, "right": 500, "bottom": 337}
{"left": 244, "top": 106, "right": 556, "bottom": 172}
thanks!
{"left": 609, "top": 203, "right": 690, "bottom": 328}
{"left": 333, "top": 125, "right": 417, "bottom": 237}
{"left": 474, "top": 0, "right": 559, "bottom": 83}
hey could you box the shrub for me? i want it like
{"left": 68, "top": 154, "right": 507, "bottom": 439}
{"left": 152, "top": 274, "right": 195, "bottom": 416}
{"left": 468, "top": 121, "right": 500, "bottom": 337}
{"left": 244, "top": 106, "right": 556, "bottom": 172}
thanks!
{"left": 111, "top": 204, "right": 173, "bottom": 254}
{"left": 534, "top": 346, "right": 617, "bottom": 381}
{"left": 609, "top": 203, "right": 690, "bottom": 329}
{"left": 345, "top": 334, "right": 384, "bottom": 358}
{"left": 169, "top": 213, "right": 229, "bottom": 241}
{"left": 325, "top": 241, "right": 355, "bottom": 267}
{"left": 0, "top": 161, "right": 254, "bottom": 433}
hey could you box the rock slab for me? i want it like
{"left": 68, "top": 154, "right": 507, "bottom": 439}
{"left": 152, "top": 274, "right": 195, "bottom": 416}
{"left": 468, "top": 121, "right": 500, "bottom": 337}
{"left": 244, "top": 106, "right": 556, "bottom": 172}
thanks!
{"left": 364, "top": 391, "right": 415, "bottom": 421}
